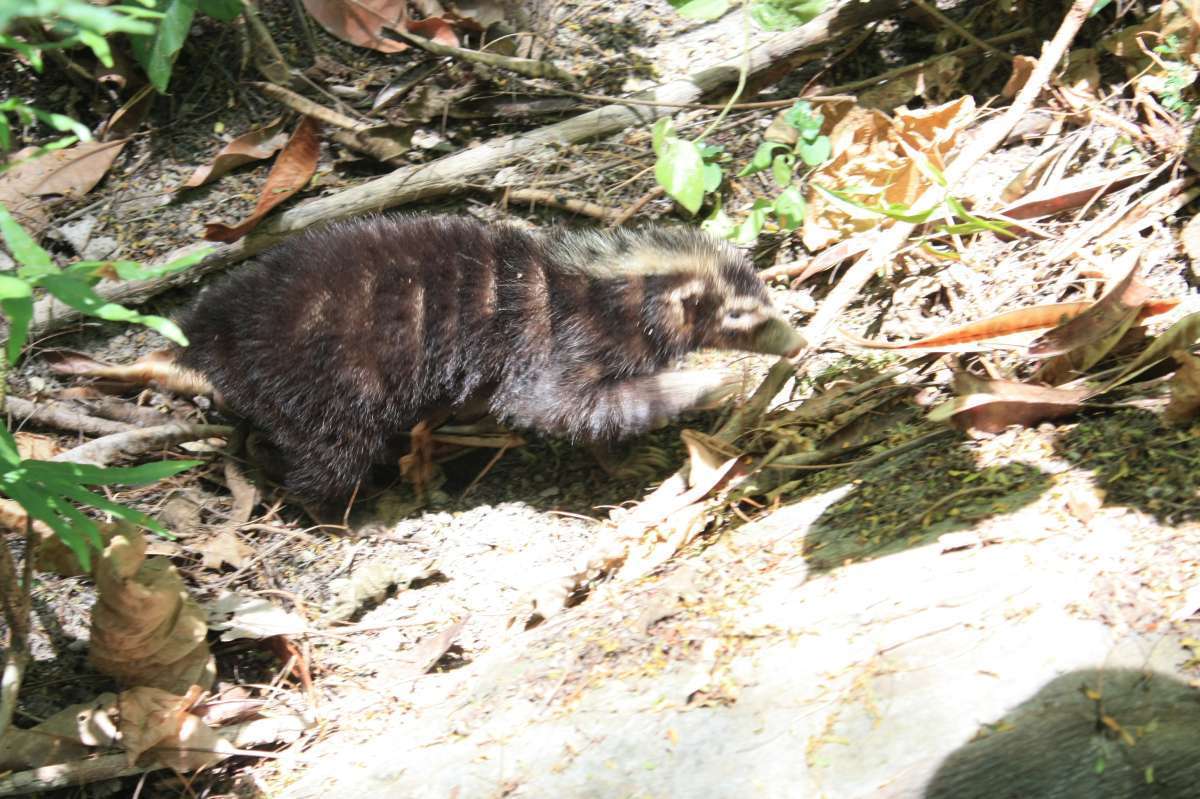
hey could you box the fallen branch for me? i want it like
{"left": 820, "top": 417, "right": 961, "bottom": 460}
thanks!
{"left": 801, "top": 0, "right": 1095, "bottom": 349}
{"left": 6, "top": 396, "right": 136, "bottom": 437}
{"left": 51, "top": 422, "right": 233, "bottom": 467}
{"left": 25, "top": 0, "right": 903, "bottom": 341}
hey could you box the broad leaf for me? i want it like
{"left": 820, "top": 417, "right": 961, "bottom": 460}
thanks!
{"left": 0, "top": 276, "right": 33, "bottom": 364}
{"left": 655, "top": 137, "right": 706, "bottom": 215}
{"left": 774, "top": 186, "right": 806, "bottom": 231}
{"left": 796, "top": 135, "right": 831, "bottom": 166}
{"left": 738, "top": 141, "right": 789, "bottom": 177}
{"left": 198, "top": 0, "right": 242, "bottom": 21}
{"left": 130, "top": 0, "right": 198, "bottom": 93}
{"left": 731, "top": 198, "right": 773, "bottom": 244}
{"left": 0, "top": 204, "right": 56, "bottom": 275}
{"left": 38, "top": 273, "right": 189, "bottom": 345}
{"left": 771, "top": 153, "right": 794, "bottom": 187}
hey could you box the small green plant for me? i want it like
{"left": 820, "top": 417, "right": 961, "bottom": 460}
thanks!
{"left": 653, "top": 0, "right": 829, "bottom": 242}
{"left": 653, "top": 100, "right": 832, "bottom": 244}
{"left": 0, "top": 204, "right": 204, "bottom": 568}
{"left": 1149, "top": 34, "right": 1197, "bottom": 118}
{"left": 2, "top": 0, "right": 242, "bottom": 96}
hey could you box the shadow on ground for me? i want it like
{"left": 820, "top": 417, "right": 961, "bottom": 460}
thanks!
{"left": 925, "top": 668, "right": 1200, "bottom": 799}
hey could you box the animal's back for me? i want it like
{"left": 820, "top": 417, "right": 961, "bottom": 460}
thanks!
{"left": 178, "top": 215, "right": 523, "bottom": 500}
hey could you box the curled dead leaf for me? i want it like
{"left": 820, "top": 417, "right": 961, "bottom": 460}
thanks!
{"left": 90, "top": 530, "right": 216, "bottom": 693}
{"left": 181, "top": 118, "right": 289, "bottom": 189}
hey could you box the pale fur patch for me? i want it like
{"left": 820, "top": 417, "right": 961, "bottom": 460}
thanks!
{"left": 545, "top": 227, "right": 741, "bottom": 280}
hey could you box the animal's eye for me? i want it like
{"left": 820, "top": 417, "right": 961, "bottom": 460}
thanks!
{"left": 726, "top": 309, "right": 746, "bottom": 322}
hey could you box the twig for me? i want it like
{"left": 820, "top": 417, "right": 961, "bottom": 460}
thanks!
{"left": 499, "top": 187, "right": 619, "bottom": 222}
{"left": 242, "top": 2, "right": 293, "bottom": 84}
{"left": 383, "top": 26, "right": 576, "bottom": 82}
{"left": 51, "top": 423, "right": 233, "bottom": 467}
{"left": 611, "top": 186, "right": 665, "bottom": 226}
{"left": 802, "top": 4, "right": 1092, "bottom": 350}
{"left": 252, "top": 82, "right": 366, "bottom": 130}
{"left": 6, "top": 396, "right": 136, "bottom": 437}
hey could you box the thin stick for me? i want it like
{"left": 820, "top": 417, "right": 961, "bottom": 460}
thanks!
{"left": 383, "top": 26, "right": 576, "bottom": 82}
{"left": 909, "top": 0, "right": 1015, "bottom": 62}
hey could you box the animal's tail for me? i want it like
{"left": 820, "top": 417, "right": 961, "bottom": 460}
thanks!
{"left": 44, "top": 348, "right": 214, "bottom": 397}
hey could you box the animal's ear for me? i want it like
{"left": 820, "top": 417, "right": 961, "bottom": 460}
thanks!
{"left": 669, "top": 280, "right": 706, "bottom": 325}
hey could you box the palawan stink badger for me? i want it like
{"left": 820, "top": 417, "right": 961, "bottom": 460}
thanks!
{"left": 176, "top": 215, "right": 806, "bottom": 503}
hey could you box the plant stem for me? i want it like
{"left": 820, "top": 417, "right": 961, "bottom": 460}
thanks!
{"left": 694, "top": 4, "right": 753, "bottom": 144}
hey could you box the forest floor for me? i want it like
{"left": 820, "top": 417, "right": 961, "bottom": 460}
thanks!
{"left": 3, "top": 0, "right": 1200, "bottom": 797}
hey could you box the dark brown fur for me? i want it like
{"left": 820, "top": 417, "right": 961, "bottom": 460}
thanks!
{"left": 177, "top": 215, "right": 803, "bottom": 502}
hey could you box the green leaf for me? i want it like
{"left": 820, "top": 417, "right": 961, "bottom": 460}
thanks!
{"left": 33, "top": 458, "right": 201, "bottom": 487}
{"left": 1089, "top": 0, "right": 1113, "bottom": 16}
{"left": 37, "top": 273, "right": 190, "bottom": 345}
{"left": 76, "top": 29, "right": 114, "bottom": 67}
{"left": 668, "top": 0, "right": 729, "bottom": 20}
{"left": 0, "top": 113, "right": 9, "bottom": 152}
{"left": 730, "top": 198, "right": 773, "bottom": 245}
{"left": 702, "top": 161, "right": 724, "bottom": 194}
{"left": 749, "top": 0, "right": 825, "bottom": 31}
{"left": 198, "top": 0, "right": 242, "bottom": 21}
{"left": 0, "top": 34, "right": 44, "bottom": 71}
{"left": 784, "top": 101, "right": 823, "bottom": 140}
{"left": 130, "top": 0, "right": 198, "bottom": 93}
{"left": 0, "top": 277, "right": 34, "bottom": 364}
{"left": 0, "top": 204, "right": 56, "bottom": 275}
{"left": 797, "top": 135, "right": 831, "bottom": 166}
{"left": 70, "top": 248, "right": 209, "bottom": 281}
{"left": 738, "top": 141, "right": 789, "bottom": 177}
{"left": 0, "top": 426, "right": 21, "bottom": 467}
{"left": 0, "top": 478, "right": 95, "bottom": 570}
{"left": 771, "top": 153, "right": 794, "bottom": 187}
{"left": 815, "top": 185, "right": 936, "bottom": 223}
{"left": 651, "top": 118, "right": 674, "bottom": 157}
{"left": 655, "top": 138, "right": 707, "bottom": 215}
{"left": 773, "top": 186, "right": 806, "bottom": 231}
{"left": 944, "top": 196, "right": 1014, "bottom": 237}
{"left": 701, "top": 200, "right": 736, "bottom": 240}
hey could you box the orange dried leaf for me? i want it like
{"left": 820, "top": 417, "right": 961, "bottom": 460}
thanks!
{"left": 1000, "top": 170, "right": 1149, "bottom": 220}
{"left": 1096, "top": 311, "right": 1200, "bottom": 394}
{"left": 204, "top": 116, "right": 321, "bottom": 243}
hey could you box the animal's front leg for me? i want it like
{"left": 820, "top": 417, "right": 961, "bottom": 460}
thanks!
{"left": 506, "top": 369, "right": 742, "bottom": 441}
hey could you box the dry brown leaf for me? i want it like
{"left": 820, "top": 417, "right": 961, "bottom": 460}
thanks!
{"left": 1028, "top": 253, "right": 1150, "bottom": 357}
{"left": 1000, "top": 170, "right": 1150, "bottom": 220}
{"left": 204, "top": 116, "right": 321, "bottom": 242}
{"left": 119, "top": 685, "right": 233, "bottom": 771}
{"left": 0, "top": 693, "right": 116, "bottom": 769}
{"left": 1096, "top": 312, "right": 1200, "bottom": 394}
{"left": 802, "top": 96, "right": 975, "bottom": 252}
{"left": 0, "top": 140, "right": 127, "bottom": 232}
{"left": 406, "top": 15, "right": 459, "bottom": 46}
{"left": 208, "top": 591, "right": 310, "bottom": 640}
{"left": 15, "top": 432, "right": 62, "bottom": 460}
{"left": 301, "top": 0, "right": 408, "bottom": 52}
{"left": 90, "top": 530, "right": 216, "bottom": 693}
{"left": 1002, "top": 54, "right": 1037, "bottom": 98}
{"left": 180, "top": 117, "right": 288, "bottom": 189}
{"left": 929, "top": 375, "right": 1088, "bottom": 433}
{"left": 396, "top": 619, "right": 467, "bottom": 678}
{"left": 1165, "top": 350, "right": 1200, "bottom": 424}
{"left": 197, "top": 530, "right": 254, "bottom": 570}
{"left": 224, "top": 456, "right": 261, "bottom": 525}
